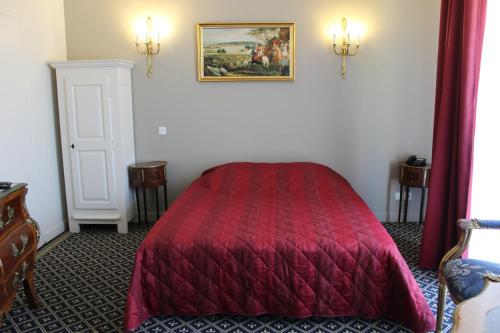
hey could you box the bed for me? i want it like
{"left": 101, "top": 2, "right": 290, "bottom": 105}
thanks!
{"left": 125, "top": 162, "right": 435, "bottom": 332}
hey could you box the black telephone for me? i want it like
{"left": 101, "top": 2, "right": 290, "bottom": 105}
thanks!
{"left": 406, "top": 155, "right": 427, "bottom": 167}
{"left": 0, "top": 182, "right": 12, "bottom": 190}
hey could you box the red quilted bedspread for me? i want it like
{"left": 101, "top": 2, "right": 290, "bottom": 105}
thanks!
{"left": 125, "top": 163, "right": 435, "bottom": 332}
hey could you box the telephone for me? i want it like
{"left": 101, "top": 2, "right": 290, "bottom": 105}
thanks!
{"left": 0, "top": 182, "right": 12, "bottom": 190}
{"left": 406, "top": 155, "right": 427, "bottom": 167}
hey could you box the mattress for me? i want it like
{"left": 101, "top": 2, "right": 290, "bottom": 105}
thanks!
{"left": 125, "top": 162, "right": 435, "bottom": 332}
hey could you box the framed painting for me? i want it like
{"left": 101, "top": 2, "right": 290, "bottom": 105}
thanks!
{"left": 197, "top": 23, "right": 295, "bottom": 81}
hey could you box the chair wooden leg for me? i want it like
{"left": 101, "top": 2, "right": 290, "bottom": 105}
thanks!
{"left": 436, "top": 282, "right": 447, "bottom": 333}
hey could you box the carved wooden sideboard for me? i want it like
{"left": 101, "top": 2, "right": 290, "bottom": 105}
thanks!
{"left": 0, "top": 184, "right": 40, "bottom": 322}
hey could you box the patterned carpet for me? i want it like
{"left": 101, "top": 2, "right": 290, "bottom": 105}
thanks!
{"left": 0, "top": 223, "right": 455, "bottom": 333}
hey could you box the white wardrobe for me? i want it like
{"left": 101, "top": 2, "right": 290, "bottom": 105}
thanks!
{"left": 50, "top": 60, "right": 136, "bottom": 234}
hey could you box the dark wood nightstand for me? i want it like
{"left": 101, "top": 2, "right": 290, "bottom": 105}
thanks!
{"left": 398, "top": 162, "right": 431, "bottom": 226}
{"left": 128, "top": 161, "right": 168, "bottom": 226}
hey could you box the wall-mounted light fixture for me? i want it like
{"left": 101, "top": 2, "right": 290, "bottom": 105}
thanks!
{"left": 332, "top": 18, "right": 360, "bottom": 79}
{"left": 136, "top": 16, "right": 160, "bottom": 78}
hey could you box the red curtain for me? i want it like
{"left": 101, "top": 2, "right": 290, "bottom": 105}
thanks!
{"left": 419, "top": 0, "right": 488, "bottom": 269}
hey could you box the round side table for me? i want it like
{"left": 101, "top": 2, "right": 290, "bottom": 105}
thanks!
{"left": 398, "top": 161, "right": 431, "bottom": 226}
{"left": 129, "top": 161, "right": 168, "bottom": 226}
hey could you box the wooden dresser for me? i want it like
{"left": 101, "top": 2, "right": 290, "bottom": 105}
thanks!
{"left": 0, "top": 184, "right": 40, "bottom": 322}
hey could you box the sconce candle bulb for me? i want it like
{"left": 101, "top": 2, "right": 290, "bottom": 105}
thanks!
{"left": 332, "top": 17, "right": 360, "bottom": 79}
{"left": 136, "top": 16, "right": 161, "bottom": 78}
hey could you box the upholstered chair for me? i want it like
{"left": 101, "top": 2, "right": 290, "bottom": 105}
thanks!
{"left": 436, "top": 219, "right": 500, "bottom": 332}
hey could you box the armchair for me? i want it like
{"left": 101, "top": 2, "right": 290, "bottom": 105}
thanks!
{"left": 436, "top": 219, "right": 500, "bottom": 332}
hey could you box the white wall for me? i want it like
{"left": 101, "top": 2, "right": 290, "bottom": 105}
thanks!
{"left": 63, "top": 0, "right": 440, "bottom": 221}
{"left": 0, "top": 0, "right": 67, "bottom": 245}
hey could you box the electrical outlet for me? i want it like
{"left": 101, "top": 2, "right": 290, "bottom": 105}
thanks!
{"left": 395, "top": 192, "right": 412, "bottom": 201}
{"left": 158, "top": 126, "right": 167, "bottom": 136}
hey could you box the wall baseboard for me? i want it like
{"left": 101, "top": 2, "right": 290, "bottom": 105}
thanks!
{"left": 375, "top": 212, "right": 423, "bottom": 223}
{"left": 133, "top": 210, "right": 168, "bottom": 224}
{"left": 39, "top": 220, "right": 67, "bottom": 248}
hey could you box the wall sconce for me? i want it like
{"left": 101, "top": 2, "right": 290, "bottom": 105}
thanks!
{"left": 136, "top": 16, "right": 160, "bottom": 78}
{"left": 332, "top": 18, "right": 360, "bottom": 79}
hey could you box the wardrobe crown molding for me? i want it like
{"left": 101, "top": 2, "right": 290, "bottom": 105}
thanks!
{"left": 49, "top": 59, "right": 135, "bottom": 69}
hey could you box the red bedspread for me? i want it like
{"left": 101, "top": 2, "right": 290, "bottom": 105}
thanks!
{"left": 125, "top": 163, "right": 435, "bottom": 332}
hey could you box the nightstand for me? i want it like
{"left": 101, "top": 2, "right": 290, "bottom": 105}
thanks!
{"left": 129, "top": 161, "right": 168, "bottom": 226}
{"left": 398, "top": 162, "right": 431, "bottom": 226}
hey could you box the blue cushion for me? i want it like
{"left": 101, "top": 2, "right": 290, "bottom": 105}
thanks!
{"left": 444, "top": 258, "right": 500, "bottom": 302}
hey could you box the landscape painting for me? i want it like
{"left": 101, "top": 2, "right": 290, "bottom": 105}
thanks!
{"left": 197, "top": 23, "right": 295, "bottom": 81}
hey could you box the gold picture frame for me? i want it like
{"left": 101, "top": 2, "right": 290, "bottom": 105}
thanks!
{"left": 197, "top": 23, "right": 295, "bottom": 81}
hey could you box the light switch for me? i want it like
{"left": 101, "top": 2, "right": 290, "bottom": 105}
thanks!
{"left": 158, "top": 126, "right": 167, "bottom": 136}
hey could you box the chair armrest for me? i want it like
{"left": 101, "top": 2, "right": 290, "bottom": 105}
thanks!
{"left": 459, "top": 218, "right": 500, "bottom": 230}
{"left": 438, "top": 219, "right": 500, "bottom": 283}
{"left": 438, "top": 219, "right": 475, "bottom": 282}
{"left": 484, "top": 273, "right": 500, "bottom": 282}
{"left": 439, "top": 219, "right": 500, "bottom": 282}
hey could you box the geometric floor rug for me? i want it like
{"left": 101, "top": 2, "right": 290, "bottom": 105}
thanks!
{"left": 0, "top": 223, "right": 455, "bottom": 333}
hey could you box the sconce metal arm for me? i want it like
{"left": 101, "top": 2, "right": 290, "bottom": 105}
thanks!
{"left": 332, "top": 18, "right": 360, "bottom": 79}
{"left": 136, "top": 16, "right": 161, "bottom": 77}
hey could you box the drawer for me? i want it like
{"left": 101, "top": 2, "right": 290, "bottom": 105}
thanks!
{"left": 399, "top": 167, "right": 431, "bottom": 188}
{"left": 0, "top": 223, "right": 36, "bottom": 281}
{"left": 0, "top": 253, "right": 34, "bottom": 298}
{"left": 129, "top": 166, "right": 166, "bottom": 187}
{"left": 402, "top": 170, "right": 424, "bottom": 187}
{"left": 143, "top": 167, "right": 165, "bottom": 183}
{"left": 0, "top": 195, "right": 25, "bottom": 235}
